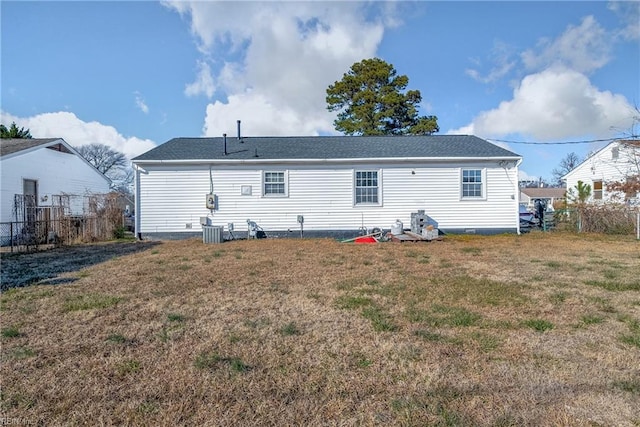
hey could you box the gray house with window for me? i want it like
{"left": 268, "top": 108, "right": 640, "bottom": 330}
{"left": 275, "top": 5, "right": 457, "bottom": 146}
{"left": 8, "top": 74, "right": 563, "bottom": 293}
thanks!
{"left": 131, "top": 134, "right": 522, "bottom": 238}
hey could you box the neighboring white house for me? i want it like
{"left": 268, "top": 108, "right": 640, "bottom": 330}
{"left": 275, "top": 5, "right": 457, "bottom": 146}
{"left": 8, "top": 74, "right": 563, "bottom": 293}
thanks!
{"left": 132, "top": 134, "right": 523, "bottom": 238}
{"left": 0, "top": 138, "right": 111, "bottom": 223}
{"left": 563, "top": 140, "right": 640, "bottom": 203}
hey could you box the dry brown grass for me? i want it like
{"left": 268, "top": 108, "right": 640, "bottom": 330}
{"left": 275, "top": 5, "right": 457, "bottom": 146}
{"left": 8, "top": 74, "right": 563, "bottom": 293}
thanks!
{"left": 1, "top": 232, "right": 639, "bottom": 426}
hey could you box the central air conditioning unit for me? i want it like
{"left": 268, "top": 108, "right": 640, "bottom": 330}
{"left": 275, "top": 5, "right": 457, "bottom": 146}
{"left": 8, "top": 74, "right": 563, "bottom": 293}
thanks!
{"left": 203, "top": 225, "right": 222, "bottom": 244}
{"left": 206, "top": 193, "right": 216, "bottom": 209}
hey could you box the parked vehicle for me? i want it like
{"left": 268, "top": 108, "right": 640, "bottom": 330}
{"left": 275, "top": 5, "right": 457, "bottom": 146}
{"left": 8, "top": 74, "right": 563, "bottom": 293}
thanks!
{"left": 519, "top": 205, "right": 535, "bottom": 231}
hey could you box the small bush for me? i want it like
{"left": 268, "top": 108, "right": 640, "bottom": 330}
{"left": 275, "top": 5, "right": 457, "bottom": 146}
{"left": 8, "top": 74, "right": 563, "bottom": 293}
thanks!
{"left": 563, "top": 204, "right": 637, "bottom": 234}
{"left": 112, "top": 226, "right": 126, "bottom": 239}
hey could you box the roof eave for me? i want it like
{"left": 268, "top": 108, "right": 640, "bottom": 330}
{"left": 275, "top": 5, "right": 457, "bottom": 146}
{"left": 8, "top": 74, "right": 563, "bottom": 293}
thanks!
{"left": 1, "top": 138, "right": 112, "bottom": 185}
{"left": 1, "top": 138, "right": 65, "bottom": 160}
{"left": 133, "top": 155, "right": 522, "bottom": 165}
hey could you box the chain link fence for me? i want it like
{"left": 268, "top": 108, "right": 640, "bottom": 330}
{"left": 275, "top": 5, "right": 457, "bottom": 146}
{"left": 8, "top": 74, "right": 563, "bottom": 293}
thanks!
{"left": 0, "top": 216, "right": 123, "bottom": 253}
{"left": 554, "top": 205, "right": 640, "bottom": 235}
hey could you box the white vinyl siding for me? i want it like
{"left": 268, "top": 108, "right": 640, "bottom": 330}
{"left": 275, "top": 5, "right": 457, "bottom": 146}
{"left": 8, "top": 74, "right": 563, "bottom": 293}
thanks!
{"left": 136, "top": 161, "right": 519, "bottom": 234}
{"left": 1, "top": 146, "right": 110, "bottom": 222}
{"left": 564, "top": 141, "right": 639, "bottom": 203}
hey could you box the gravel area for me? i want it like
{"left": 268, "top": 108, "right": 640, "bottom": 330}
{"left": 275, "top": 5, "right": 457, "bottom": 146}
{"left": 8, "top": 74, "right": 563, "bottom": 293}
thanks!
{"left": 1, "top": 241, "right": 161, "bottom": 290}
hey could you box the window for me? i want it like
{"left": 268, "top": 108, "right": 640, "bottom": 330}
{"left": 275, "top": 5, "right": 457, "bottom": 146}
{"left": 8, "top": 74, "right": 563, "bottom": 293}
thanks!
{"left": 23, "top": 179, "right": 37, "bottom": 204}
{"left": 461, "top": 169, "right": 483, "bottom": 198}
{"left": 612, "top": 146, "right": 619, "bottom": 160}
{"left": 355, "top": 170, "right": 379, "bottom": 204}
{"left": 263, "top": 171, "right": 286, "bottom": 196}
{"left": 21, "top": 179, "right": 38, "bottom": 224}
{"left": 593, "top": 180, "right": 603, "bottom": 200}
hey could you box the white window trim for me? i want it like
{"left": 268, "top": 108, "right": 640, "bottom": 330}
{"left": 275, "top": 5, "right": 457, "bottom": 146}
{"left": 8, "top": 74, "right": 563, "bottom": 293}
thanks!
{"left": 262, "top": 170, "right": 289, "bottom": 198}
{"left": 460, "top": 168, "right": 487, "bottom": 200}
{"left": 353, "top": 169, "right": 382, "bottom": 207}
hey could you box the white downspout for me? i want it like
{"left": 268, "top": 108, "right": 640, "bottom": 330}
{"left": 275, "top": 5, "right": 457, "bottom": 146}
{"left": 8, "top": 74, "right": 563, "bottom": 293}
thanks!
{"left": 515, "top": 159, "right": 522, "bottom": 235}
{"left": 134, "top": 164, "right": 142, "bottom": 240}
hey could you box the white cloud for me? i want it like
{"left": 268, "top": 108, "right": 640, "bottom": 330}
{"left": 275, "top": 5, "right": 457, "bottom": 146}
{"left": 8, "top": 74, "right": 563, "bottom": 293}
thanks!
{"left": 449, "top": 67, "right": 634, "bottom": 140}
{"left": 134, "top": 91, "right": 149, "bottom": 114}
{"left": 521, "top": 16, "right": 611, "bottom": 74}
{"left": 203, "top": 91, "right": 331, "bottom": 137}
{"left": 184, "top": 60, "right": 216, "bottom": 98}
{"left": 0, "top": 111, "right": 156, "bottom": 159}
{"left": 608, "top": 1, "right": 640, "bottom": 41}
{"left": 163, "top": 1, "right": 393, "bottom": 136}
{"left": 466, "top": 40, "right": 517, "bottom": 84}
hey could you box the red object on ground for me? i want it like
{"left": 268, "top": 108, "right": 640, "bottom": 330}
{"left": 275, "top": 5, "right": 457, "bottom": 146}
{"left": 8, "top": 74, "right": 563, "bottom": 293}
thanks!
{"left": 354, "top": 236, "right": 377, "bottom": 244}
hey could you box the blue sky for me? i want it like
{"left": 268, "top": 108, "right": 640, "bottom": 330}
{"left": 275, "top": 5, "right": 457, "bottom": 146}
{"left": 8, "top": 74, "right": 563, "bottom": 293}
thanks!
{"left": 2, "top": 1, "right": 638, "bottom": 183}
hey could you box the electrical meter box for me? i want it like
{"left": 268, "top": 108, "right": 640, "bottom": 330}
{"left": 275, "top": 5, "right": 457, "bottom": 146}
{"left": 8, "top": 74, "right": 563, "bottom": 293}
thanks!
{"left": 206, "top": 193, "right": 216, "bottom": 209}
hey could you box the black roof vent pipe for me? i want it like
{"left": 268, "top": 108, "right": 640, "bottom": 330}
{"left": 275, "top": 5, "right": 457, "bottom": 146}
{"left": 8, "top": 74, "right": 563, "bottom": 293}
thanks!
{"left": 223, "top": 133, "right": 227, "bottom": 155}
{"left": 237, "top": 120, "right": 242, "bottom": 142}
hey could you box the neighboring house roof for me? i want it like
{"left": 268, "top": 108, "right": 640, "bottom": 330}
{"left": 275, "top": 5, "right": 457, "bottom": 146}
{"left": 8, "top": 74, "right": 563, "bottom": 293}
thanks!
{"left": 0, "top": 137, "right": 111, "bottom": 185}
{"left": 0, "top": 138, "right": 70, "bottom": 158}
{"left": 132, "top": 135, "right": 521, "bottom": 163}
{"left": 520, "top": 188, "right": 566, "bottom": 199}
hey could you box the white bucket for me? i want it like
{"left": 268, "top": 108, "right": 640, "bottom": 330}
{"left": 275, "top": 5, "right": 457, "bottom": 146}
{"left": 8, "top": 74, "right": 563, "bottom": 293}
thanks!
{"left": 390, "top": 219, "right": 403, "bottom": 235}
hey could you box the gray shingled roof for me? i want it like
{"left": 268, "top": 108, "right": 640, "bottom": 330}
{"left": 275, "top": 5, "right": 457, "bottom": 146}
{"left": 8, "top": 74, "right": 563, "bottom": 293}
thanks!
{"left": 521, "top": 187, "right": 567, "bottom": 198}
{"left": 132, "top": 135, "right": 520, "bottom": 162}
{"left": 0, "top": 138, "right": 63, "bottom": 157}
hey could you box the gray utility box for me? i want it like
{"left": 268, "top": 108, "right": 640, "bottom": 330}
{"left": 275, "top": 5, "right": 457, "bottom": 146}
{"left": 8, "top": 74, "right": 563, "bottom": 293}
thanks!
{"left": 203, "top": 226, "right": 223, "bottom": 244}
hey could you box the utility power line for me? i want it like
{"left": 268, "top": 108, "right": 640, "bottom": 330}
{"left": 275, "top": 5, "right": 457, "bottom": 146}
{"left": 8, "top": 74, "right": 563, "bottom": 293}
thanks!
{"left": 489, "top": 137, "right": 622, "bottom": 145}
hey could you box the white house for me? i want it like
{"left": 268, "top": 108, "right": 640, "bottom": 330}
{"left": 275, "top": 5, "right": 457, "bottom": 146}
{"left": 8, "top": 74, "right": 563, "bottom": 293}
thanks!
{"left": 132, "top": 134, "right": 523, "bottom": 238}
{"left": 519, "top": 187, "right": 566, "bottom": 209}
{"left": 0, "top": 138, "right": 111, "bottom": 223}
{"left": 563, "top": 140, "right": 640, "bottom": 203}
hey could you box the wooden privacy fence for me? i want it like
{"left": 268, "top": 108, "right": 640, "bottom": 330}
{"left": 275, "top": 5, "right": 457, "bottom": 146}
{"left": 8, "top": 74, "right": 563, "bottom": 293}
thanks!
{"left": 0, "top": 216, "right": 120, "bottom": 253}
{"left": 3, "top": 192, "right": 129, "bottom": 252}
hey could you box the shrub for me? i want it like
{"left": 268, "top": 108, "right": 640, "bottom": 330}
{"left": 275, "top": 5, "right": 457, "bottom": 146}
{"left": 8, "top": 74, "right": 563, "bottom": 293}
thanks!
{"left": 113, "top": 226, "right": 127, "bottom": 239}
{"left": 560, "top": 204, "right": 637, "bottom": 234}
